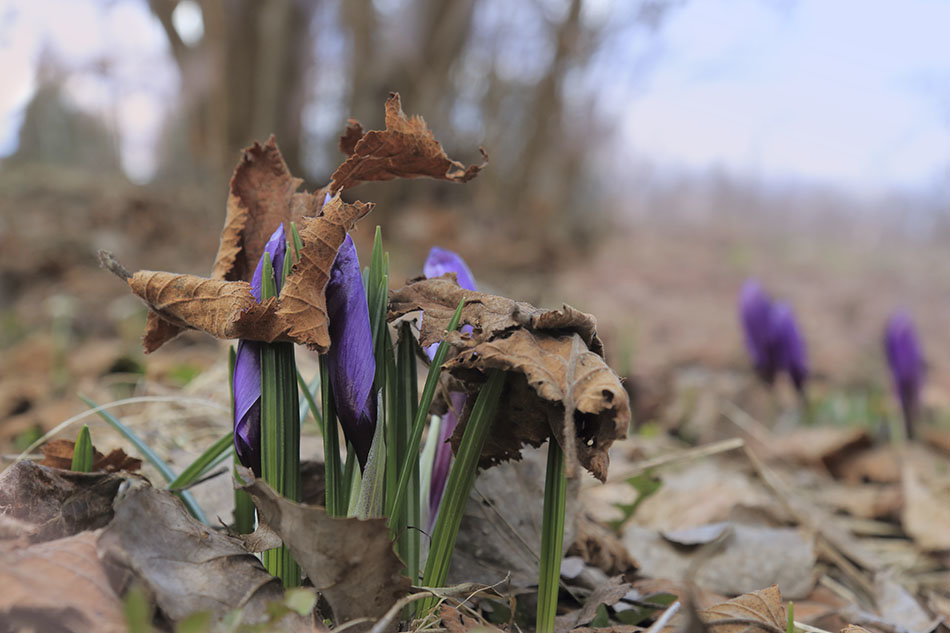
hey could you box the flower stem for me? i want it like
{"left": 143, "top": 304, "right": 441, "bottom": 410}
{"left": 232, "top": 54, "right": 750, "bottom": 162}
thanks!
{"left": 321, "top": 355, "right": 345, "bottom": 517}
{"left": 260, "top": 341, "right": 301, "bottom": 587}
{"left": 418, "top": 369, "right": 505, "bottom": 615}
{"left": 537, "top": 439, "right": 567, "bottom": 633}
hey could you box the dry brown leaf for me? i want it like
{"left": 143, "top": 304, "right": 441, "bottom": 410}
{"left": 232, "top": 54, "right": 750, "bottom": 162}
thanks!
{"left": 39, "top": 438, "right": 141, "bottom": 473}
{"left": 700, "top": 585, "right": 787, "bottom": 632}
{"left": 570, "top": 576, "right": 635, "bottom": 628}
{"left": 901, "top": 458, "right": 950, "bottom": 550}
{"left": 212, "top": 136, "right": 326, "bottom": 285}
{"left": 767, "top": 426, "right": 871, "bottom": 471}
{"left": 839, "top": 626, "right": 872, "bottom": 633}
{"left": 623, "top": 523, "right": 815, "bottom": 599}
{"left": 389, "top": 276, "right": 624, "bottom": 481}
{"left": 389, "top": 276, "right": 602, "bottom": 353}
{"left": 0, "top": 531, "right": 126, "bottom": 633}
{"left": 871, "top": 570, "right": 936, "bottom": 633}
{"left": 440, "top": 605, "right": 504, "bottom": 633}
{"left": 832, "top": 446, "right": 902, "bottom": 484}
{"left": 0, "top": 460, "right": 125, "bottom": 542}
{"left": 448, "top": 330, "right": 627, "bottom": 481}
{"left": 242, "top": 472, "right": 410, "bottom": 626}
{"left": 330, "top": 92, "right": 486, "bottom": 191}
{"left": 98, "top": 482, "right": 302, "bottom": 628}
{"left": 115, "top": 194, "right": 373, "bottom": 353}
{"left": 567, "top": 513, "right": 639, "bottom": 578}
{"left": 338, "top": 119, "right": 364, "bottom": 156}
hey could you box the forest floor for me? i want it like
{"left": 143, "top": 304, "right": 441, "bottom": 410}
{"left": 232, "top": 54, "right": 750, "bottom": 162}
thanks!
{"left": 2, "top": 165, "right": 950, "bottom": 631}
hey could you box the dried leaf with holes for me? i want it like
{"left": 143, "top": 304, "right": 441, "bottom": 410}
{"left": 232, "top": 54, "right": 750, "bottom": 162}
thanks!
{"left": 330, "top": 92, "right": 486, "bottom": 191}
{"left": 104, "top": 194, "right": 374, "bottom": 353}
{"left": 388, "top": 276, "right": 627, "bottom": 481}
{"left": 240, "top": 470, "right": 410, "bottom": 627}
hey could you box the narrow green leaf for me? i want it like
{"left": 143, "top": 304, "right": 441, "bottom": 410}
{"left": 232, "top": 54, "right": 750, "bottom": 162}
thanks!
{"left": 79, "top": 394, "right": 208, "bottom": 524}
{"left": 296, "top": 370, "right": 323, "bottom": 433}
{"left": 290, "top": 222, "right": 304, "bottom": 263}
{"left": 419, "top": 369, "right": 505, "bottom": 614}
{"left": 397, "top": 321, "right": 421, "bottom": 582}
{"left": 389, "top": 298, "right": 466, "bottom": 532}
{"left": 418, "top": 414, "right": 442, "bottom": 531}
{"left": 260, "top": 341, "right": 301, "bottom": 587}
{"left": 167, "top": 432, "right": 233, "bottom": 491}
{"left": 320, "top": 355, "right": 344, "bottom": 516}
{"left": 261, "top": 252, "right": 277, "bottom": 301}
{"left": 787, "top": 602, "right": 795, "bottom": 633}
{"left": 537, "top": 440, "right": 567, "bottom": 633}
{"left": 352, "top": 401, "right": 387, "bottom": 518}
{"left": 71, "top": 424, "right": 93, "bottom": 472}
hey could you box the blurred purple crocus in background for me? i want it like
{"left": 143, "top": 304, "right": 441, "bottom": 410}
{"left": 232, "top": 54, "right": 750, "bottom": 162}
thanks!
{"left": 423, "top": 246, "right": 476, "bottom": 527}
{"left": 885, "top": 310, "right": 925, "bottom": 438}
{"left": 738, "top": 280, "right": 809, "bottom": 393}
{"left": 326, "top": 234, "right": 377, "bottom": 469}
{"left": 233, "top": 223, "right": 288, "bottom": 475}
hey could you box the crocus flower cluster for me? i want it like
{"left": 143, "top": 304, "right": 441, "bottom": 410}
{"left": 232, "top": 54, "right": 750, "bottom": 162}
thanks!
{"left": 423, "top": 247, "right": 476, "bottom": 526}
{"left": 233, "top": 224, "right": 288, "bottom": 475}
{"left": 884, "top": 310, "right": 925, "bottom": 437}
{"left": 739, "top": 280, "right": 808, "bottom": 392}
{"left": 232, "top": 209, "right": 377, "bottom": 474}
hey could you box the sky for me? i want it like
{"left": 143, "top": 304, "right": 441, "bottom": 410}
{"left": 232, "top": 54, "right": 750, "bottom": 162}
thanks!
{"left": 0, "top": 0, "right": 948, "bottom": 195}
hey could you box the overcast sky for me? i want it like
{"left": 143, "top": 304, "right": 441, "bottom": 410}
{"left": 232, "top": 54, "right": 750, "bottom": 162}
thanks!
{"left": 1, "top": 0, "right": 948, "bottom": 195}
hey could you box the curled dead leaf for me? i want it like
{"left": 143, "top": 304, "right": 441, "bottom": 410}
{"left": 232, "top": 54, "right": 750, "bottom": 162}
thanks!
{"left": 241, "top": 471, "right": 411, "bottom": 627}
{"left": 388, "top": 276, "right": 627, "bottom": 481}
{"left": 109, "top": 195, "right": 373, "bottom": 353}
{"left": 330, "top": 92, "right": 486, "bottom": 191}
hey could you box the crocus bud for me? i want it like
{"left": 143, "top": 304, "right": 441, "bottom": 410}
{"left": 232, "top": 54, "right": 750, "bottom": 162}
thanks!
{"left": 325, "top": 234, "right": 377, "bottom": 468}
{"left": 233, "top": 224, "right": 287, "bottom": 475}
{"left": 739, "top": 280, "right": 778, "bottom": 384}
{"left": 422, "top": 246, "right": 476, "bottom": 526}
{"left": 770, "top": 302, "right": 808, "bottom": 393}
{"left": 885, "top": 310, "right": 925, "bottom": 438}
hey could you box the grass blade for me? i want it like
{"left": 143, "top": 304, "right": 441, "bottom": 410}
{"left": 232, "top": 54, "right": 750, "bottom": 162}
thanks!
{"left": 78, "top": 394, "right": 208, "bottom": 524}
{"left": 537, "top": 440, "right": 567, "bottom": 633}
{"left": 321, "top": 355, "right": 344, "bottom": 516}
{"left": 168, "top": 432, "right": 233, "bottom": 491}
{"left": 419, "top": 369, "right": 505, "bottom": 614}
{"left": 296, "top": 369, "right": 323, "bottom": 432}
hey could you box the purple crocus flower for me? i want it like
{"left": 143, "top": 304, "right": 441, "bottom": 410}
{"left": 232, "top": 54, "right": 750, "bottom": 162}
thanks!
{"left": 423, "top": 246, "right": 476, "bottom": 526}
{"left": 771, "top": 302, "right": 808, "bottom": 393}
{"left": 885, "top": 310, "right": 925, "bottom": 437}
{"left": 740, "top": 280, "right": 780, "bottom": 384}
{"left": 233, "top": 223, "right": 287, "bottom": 475}
{"left": 325, "top": 234, "right": 376, "bottom": 469}
{"left": 738, "top": 280, "right": 808, "bottom": 392}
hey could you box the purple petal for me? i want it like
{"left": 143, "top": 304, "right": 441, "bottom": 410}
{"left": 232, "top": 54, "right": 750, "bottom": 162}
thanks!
{"left": 250, "top": 223, "right": 288, "bottom": 301}
{"left": 326, "top": 234, "right": 376, "bottom": 468}
{"left": 423, "top": 247, "right": 476, "bottom": 360}
{"left": 233, "top": 340, "right": 262, "bottom": 475}
{"left": 770, "top": 302, "right": 808, "bottom": 392}
{"left": 739, "top": 280, "right": 777, "bottom": 383}
{"left": 424, "top": 247, "right": 477, "bottom": 291}
{"left": 428, "top": 391, "right": 466, "bottom": 530}
{"left": 885, "top": 310, "right": 925, "bottom": 434}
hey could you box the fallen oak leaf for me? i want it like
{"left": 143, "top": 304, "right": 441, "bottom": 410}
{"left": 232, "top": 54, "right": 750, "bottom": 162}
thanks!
{"left": 97, "top": 481, "right": 306, "bottom": 629}
{"left": 698, "top": 585, "right": 787, "bottom": 633}
{"left": 330, "top": 92, "right": 487, "bottom": 191}
{"left": 102, "top": 194, "right": 374, "bottom": 353}
{"left": 0, "top": 531, "right": 126, "bottom": 633}
{"left": 240, "top": 469, "right": 411, "bottom": 628}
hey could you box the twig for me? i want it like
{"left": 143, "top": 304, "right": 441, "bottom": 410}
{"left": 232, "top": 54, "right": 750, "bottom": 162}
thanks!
{"left": 644, "top": 601, "right": 680, "bottom": 633}
{"left": 608, "top": 437, "right": 745, "bottom": 482}
{"left": 98, "top": 250, "right": 132, "bottom": 280}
